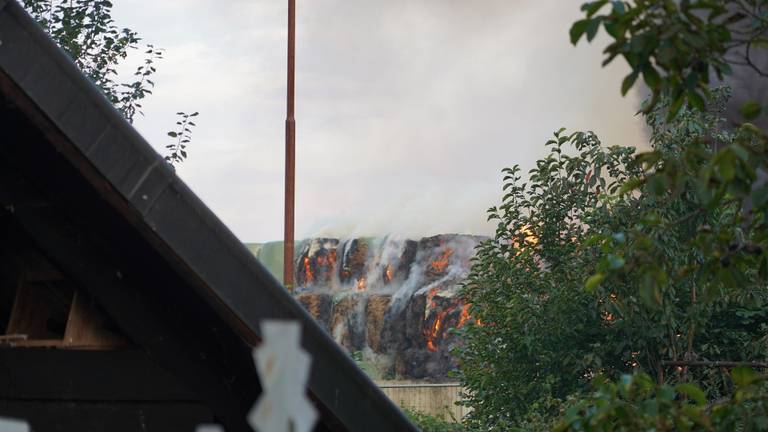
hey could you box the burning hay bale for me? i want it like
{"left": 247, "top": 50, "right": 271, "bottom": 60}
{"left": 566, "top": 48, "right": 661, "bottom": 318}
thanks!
{"left": 329, "top": 294, "right": 366, "bottom": 352}
{"left": 339, "top": 239, "right": 369, "bottom": 286}
{"left": 288, "top": 234, "right": 485, "bottom": 380}
{"left": 365, "top": 294, "right": 391, "bottom": 353}
{"left": 296, "top": 293, "right": 332, "bottom": 331}
{"left": 296, "top": 238, "right": 339, "bottom": 287}
{"left": 390, "top": 239, "right": 418, "bottom": 283}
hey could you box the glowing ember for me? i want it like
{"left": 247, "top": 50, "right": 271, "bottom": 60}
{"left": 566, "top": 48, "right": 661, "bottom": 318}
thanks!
{"left": 303, "top": 257, "right": 313, "bottom": 284}
{"left": 426, "top": 287, "right": 440, "bottom": 311}
{"left": 316, "top": 250, "right": 337, "bottom": 269}
{"left": 457, "top": 304, "right": 471, "bottom": 328}
{"left": 384, "top": 265, "right": 393, "bottom": 283}
{"left": 425, "top": 309, "right": 450, "bottom": 352}
{"left": 430, "top": 249, "right": 454, "bottom": 273}
{"left": 356, "top": 277, "right": 366, "bottom": 292}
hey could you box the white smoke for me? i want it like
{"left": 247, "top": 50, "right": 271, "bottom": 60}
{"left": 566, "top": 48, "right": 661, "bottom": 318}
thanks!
{"left": 112, "top": 0, "right": 648, "bottom": 243}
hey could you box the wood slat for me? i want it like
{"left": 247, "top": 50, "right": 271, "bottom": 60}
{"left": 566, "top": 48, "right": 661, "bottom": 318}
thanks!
{"left": 63, "top": 290, "right": 129, "bottom": 349}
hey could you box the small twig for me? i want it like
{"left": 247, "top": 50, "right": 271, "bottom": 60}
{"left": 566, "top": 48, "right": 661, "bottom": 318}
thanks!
{"left": 743, "top": 40, "right": 768, "bottom": 78}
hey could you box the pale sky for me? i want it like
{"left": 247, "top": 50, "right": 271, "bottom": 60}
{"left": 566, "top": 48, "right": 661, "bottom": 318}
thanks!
{"left": 111, "top": 1, "right": 647, "bottom": 242}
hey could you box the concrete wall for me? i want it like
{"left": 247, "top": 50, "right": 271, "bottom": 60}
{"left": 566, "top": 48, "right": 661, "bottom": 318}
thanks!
{"left": 376, "top": 382, "right": 468, "bottom": 422}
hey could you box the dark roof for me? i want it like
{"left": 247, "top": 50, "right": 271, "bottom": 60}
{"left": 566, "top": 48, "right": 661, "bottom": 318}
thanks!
{"left": 0, "top": 1, "right": 417, "bottom": 431}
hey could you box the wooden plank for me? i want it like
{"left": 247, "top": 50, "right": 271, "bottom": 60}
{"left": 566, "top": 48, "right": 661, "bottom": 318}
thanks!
{"left": 63, "top": 290, "right": 129, "bottom": 349}
{"left": 8, "top": 339, "right": 62, "bottom": 348}
{"left": 11, "top": 206, "right": 256, "bottom": 432}
{"left": 6, "top": 281, "right": 69, "bottom": 341}
{"left": 377, "top": 382, "right": 467, "bottom": 421}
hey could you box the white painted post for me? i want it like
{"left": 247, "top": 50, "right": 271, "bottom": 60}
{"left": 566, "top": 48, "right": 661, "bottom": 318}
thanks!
{"left": 248, "top": 320, "right": 317, "bottom": 432}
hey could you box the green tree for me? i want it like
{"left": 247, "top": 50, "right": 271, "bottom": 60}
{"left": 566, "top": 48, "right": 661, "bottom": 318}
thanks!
{"left": 457, "top": 1, "right": 768, "bottom": 430}
{"left": 22, "top": 0, "right": 197, "bottom": 164}
{"left": 556, "top": 368, "right": 768, "bottom": 432}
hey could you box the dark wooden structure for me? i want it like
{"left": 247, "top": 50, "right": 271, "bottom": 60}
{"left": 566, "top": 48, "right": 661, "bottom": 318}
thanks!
{"left": 0, "top": 1, "right": 417, "bottom": 431}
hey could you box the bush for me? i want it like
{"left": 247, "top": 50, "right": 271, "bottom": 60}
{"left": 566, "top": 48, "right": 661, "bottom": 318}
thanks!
{"left": 556, "top": 368, "right": 768, "bottom": 432}
{"left": 405, "top": 409, "right": 466, "bottom": 432}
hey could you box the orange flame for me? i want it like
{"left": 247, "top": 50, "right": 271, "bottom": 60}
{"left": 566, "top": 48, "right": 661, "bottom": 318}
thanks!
{"left": 357, "top": 277, "right": 366, "bottom": 292}
{"left": 457, "top": 304, "right": 471, "bottom": 328}
{"left": 425, "top": 309, "right": 450, "bottom": 352}
{"left": 303, "top": 257, "right": 313, "bottom": 284}
{"left": 316, "top": 249, "right": 337, "bottom": 269}
{"left": 426, "top": 287, "right": 440, "bottom": 309}
{"left": 430, "top": 248, "right": 454, "bottom": 273}
{"left": 384, "top": 265, "right": 393, "bottom": 283}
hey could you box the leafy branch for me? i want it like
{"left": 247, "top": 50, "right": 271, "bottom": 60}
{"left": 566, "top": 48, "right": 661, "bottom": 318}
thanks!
{"left": 165, "top": 112, "right": 198, "bottom": 166}
{"left": 22, "top": 0, "right": 200, "bottom": 164}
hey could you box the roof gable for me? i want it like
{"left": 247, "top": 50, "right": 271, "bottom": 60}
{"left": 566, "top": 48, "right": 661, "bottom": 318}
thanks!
{"left": 0, "top": 1, "right": 416, "bottom": 430}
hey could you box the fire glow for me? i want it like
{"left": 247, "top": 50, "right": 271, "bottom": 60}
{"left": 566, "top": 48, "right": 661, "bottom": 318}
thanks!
{"left": 457, "top": 304, "right": 471, "bottom": 328}
{"left": 425, "top": 302, "right": 475, "bottom": 352}
{"left": 316, "top": 250, "right": 337, "bottom": 268}
{"left": 430, "top": 248, "right": 454, "bottom": 274}
{"left": 303, "top": 257, "right": 313, "bottom": 284}
{"left": 426, "top": 309, "right": 449, "bottom": 352}
{"left": 384, "top": 265, "right": 393, "bottom": 283}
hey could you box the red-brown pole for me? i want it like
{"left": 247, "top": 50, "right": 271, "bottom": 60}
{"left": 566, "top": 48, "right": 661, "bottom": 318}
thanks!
{"left": 284, "top": 0, "right": 296, "bottom": 290}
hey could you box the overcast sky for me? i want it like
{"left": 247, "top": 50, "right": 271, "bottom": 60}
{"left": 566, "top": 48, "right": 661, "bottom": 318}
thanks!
{"left": 111, "top": 0, "right": 647, "bottom": 243}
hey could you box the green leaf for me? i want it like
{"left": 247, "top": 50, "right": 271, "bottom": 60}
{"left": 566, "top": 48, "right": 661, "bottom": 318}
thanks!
{"left": 582, "top": 0, "right": 609, "bottom": 17}
{"left": 753, "top": 184, "right": 768, "bottom": 208}
{"left": 647, "top": 174, "right": 669, "bottom": 196}
{"left": 642, "top": 64, "right": 661, "bottom": 89}
{"left": 607, "top": 254, "right": 625, "bottom": 269}
{"left": 640, "top": 272, "right": 662, "bottom": 307}
{"left": 621, "top": 71, "right": 639, "bottom": 96}
{"left": 570, "top": 19, "right": 591, "bottom": 45}
{"left": 167, "top": 131, "right": 178, "bottom": 137}
{"left": 732, "top": 367, "right": 759, "bottom": 387}
{"left": 719, "top": 152, "right": 736, "bottom": 182}
{"left": 668, "top": 93, "right": 686, "bottom": 120}
{"left": 618, "top": 177, "right": 644, "bottom": 195}
{"left": 612, "top": 232, "right": 626, "bottom": 244}
{"left": 687, "top": 90, "right": 706, "bottom": 111}
{"left": 740, "top": 100, "right": 762, "bottom": 120}
{"left": 585, "top": 273, "right": 606, "bottom": 293}
{"left": 676, "top": 383, "right": 706, "bottom": 406}
{"left": 586, "top": 18, "right": 601, "bottom": 42}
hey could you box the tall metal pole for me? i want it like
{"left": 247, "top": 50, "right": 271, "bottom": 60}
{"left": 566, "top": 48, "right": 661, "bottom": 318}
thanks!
{"left": 284, "top": 0, "right": 296, "bottom": 290}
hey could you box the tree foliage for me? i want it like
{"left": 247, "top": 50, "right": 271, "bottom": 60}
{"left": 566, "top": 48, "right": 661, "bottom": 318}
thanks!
{"left": 458, "top": 129, "right": 639, "bottom": 429}
{"left": 571, "top": 0, "right": 768, "bottom": 119}
{"left": 406, "top": 410, "right": 465, "bottom": 432}
{"left": 556, "top": 368, "right": 768, "bottom": 432}
{"left": 22, "top": 0, "right": 197, "bottom": 164}
{"left": 458, "top": 1, "right": 768, "bottom": 430}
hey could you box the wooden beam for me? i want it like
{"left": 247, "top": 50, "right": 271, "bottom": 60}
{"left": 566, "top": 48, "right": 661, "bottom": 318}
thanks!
{"left": 11, "top": 205, "right": 255, "bottom": 432}
{"left": 63, "top": 290, "right": 130, "bottom": 349}
{"left": 6, "top": 279, "right": 72, "bottom": 342}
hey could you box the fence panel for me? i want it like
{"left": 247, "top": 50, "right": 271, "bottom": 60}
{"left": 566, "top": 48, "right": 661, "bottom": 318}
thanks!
{"left": 376, "top": 382, "right": 468, "bottom": 422}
